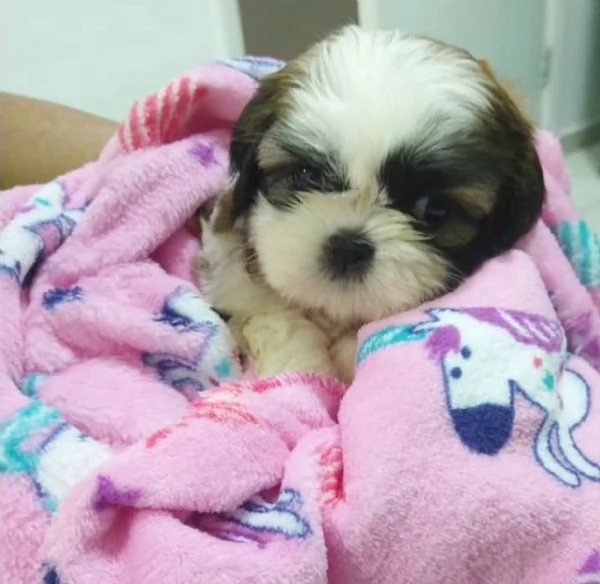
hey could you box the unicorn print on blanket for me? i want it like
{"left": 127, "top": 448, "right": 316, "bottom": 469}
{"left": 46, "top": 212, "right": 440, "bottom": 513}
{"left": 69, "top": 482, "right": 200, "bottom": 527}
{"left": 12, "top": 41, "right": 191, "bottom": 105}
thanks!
{"left": 144, "top": 287, "right": 241, "bottom": 395}
{"left": 192, "top": 488, "right": 312, "bottom": 546}
{"left": 359, "top": 307, "right": 600, "bottom": 488}
{"left": 576, "top": 550, "right": 600, "bottom": 584}
{"left": 220, "top": 56, "right": 285, "bottom": 81}
{"left": 0, "top": 401, "right": 111, "bottom": 512}
{"left": 0, "top": 181, "right": 86, "bottom": 285}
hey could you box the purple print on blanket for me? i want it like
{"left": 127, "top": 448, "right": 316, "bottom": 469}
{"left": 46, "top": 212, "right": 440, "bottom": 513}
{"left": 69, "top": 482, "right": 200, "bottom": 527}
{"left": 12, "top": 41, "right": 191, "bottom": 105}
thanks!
{"left": 577, "top": 550, "right": 600, "bottom": 584}
{"left": 42, "top": 565, "right": 61, "bottom": 584}
{"left": 0, "top": 181, "right": 86, "bottom": 285}
{"left": 191, "top": 488, "right": 312, "bottom": 546}
{"left": 220, "top": 56, "right": 285, "bottom": 81}
{"left": 42, "top": 286, "right": 84, "bottom": 310}
{"left": 144, "top": 288, "right": 241, "bottom": 395}
{"left": 190, "top": 141, "right": 218, "bottom": 167}
{"left": 359, "top": 307, "right": 600, "bottom": 488}
{"left": 93, "top": 475, "right": 141, "bottom": 510}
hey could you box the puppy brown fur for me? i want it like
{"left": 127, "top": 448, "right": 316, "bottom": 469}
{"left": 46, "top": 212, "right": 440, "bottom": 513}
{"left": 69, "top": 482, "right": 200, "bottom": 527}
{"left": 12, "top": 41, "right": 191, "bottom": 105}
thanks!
{"left": 197, "top": 26, "right": 544, "bottom": 382}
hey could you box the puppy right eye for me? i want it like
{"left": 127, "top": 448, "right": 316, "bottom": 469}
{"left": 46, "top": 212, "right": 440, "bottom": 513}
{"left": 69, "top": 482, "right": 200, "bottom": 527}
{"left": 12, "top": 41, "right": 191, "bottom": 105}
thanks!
{"left": 413, "top": 195, "right": 451, "bottom": 227}
{"left": 285, "top": 166, "right": 323, "bottom": 191}
{"left": 264, "top": 164, "right": 346, "bottom": 195}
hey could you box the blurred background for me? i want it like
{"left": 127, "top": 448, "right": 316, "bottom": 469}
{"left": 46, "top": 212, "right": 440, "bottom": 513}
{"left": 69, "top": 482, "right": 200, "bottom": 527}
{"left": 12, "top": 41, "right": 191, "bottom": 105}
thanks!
{"left": 2, "top": 0, "right": 599, "bottom": 216}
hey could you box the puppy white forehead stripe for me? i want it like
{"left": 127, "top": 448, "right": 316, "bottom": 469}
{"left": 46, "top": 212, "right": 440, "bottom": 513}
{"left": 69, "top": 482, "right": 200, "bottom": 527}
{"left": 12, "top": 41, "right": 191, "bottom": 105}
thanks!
{"left": 283, "top": 28, "right": 490, "bottom": 187}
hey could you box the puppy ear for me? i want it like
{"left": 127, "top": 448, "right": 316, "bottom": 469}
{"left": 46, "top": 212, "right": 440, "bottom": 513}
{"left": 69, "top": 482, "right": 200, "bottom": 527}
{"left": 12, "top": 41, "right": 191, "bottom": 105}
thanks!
{"left": 481, "top": 58, "right": 544, "bottom": 240}
{"left": 490, "top": 145, "right": 544, "bottom": 249}
{"left": 477, "top": 58, "right": 493, "bottom": 75}
{"left": 480, "top": 112, "right": 544, "bottom": 260}
{"left": 229, "top": 71, "right": 292, "bottom": 220}
{"left": 452, "top": 63, "right": 545, "bottom": 273}
{"left": 478, "top": 58, "right": 529, "bottom": 121}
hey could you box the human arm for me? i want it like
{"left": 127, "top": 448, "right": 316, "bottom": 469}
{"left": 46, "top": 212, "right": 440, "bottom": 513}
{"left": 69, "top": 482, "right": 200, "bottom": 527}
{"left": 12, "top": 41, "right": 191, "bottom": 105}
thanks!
{"left": 0, "top": 92, "right": 117, "bottom": 189}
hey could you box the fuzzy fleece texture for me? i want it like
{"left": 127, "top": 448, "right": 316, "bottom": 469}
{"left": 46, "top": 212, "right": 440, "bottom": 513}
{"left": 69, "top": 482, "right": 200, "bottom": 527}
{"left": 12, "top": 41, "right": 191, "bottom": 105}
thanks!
{"left": 1, "top": 57, "right": 600, "bottom": 584}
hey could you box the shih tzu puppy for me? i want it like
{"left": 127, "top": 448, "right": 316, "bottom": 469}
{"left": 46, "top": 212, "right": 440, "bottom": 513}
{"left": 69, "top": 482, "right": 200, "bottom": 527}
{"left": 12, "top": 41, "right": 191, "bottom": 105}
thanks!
{"left": 197, "top": 25, "right": 544, "bottom": 383}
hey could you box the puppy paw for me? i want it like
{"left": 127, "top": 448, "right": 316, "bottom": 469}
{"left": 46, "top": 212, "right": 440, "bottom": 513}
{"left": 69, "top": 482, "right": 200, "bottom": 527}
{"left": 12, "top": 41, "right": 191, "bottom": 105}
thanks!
{"left": 240, "top": 310, "right": 336, "bottom": 378}
{"left": 330, "top": 334, "right": 357, "bottom": 384}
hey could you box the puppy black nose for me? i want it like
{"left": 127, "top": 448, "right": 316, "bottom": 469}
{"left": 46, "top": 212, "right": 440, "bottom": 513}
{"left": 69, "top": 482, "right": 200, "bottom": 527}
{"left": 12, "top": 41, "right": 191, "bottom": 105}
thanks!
{"left": 322, "top": 229, "right": 375, "bottom": 280}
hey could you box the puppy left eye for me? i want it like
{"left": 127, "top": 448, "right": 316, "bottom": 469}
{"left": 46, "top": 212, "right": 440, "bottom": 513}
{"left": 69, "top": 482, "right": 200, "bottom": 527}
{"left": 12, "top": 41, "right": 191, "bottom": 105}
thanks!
{"left": 413, "top": 196, "right": 450, "bottom": 226}
{"left": 286, "top": 166, "right": 322, "bottom": 191}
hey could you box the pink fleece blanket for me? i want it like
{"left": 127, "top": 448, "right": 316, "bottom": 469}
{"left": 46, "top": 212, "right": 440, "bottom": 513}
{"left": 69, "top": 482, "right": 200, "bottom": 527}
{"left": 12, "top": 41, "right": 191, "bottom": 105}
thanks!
{"left": 1, "top": 58, "right": 600, "bottom": 584}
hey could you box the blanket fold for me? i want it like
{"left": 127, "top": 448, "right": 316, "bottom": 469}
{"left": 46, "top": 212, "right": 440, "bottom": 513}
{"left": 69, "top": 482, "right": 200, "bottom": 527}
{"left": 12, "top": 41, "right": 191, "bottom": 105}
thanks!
{"left": 1, "top": 57, "right": 600, "bottom": 584}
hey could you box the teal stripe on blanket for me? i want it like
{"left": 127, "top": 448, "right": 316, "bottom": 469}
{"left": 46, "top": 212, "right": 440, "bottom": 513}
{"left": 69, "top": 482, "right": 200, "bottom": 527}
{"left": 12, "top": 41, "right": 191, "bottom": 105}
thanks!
{"left": 581, "top": 220, "right": 591, "bottom": 284}
{"left": 18, "top": 373, "right": 49, "bottom": 398}
{"left": 0, "top": 401, "right": 62, "bottom": 474}
{"left": 552, "top": 220, "right": 600, "bottom": 288}
{"left": 0, "top": 399, "right": 111, "bottom": 513}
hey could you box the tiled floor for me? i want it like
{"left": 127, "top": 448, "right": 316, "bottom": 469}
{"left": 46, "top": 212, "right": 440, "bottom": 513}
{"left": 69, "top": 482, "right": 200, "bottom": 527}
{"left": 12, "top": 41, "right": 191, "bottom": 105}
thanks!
{"left": 567, "top": 142, "right": 600, "bottom": 231}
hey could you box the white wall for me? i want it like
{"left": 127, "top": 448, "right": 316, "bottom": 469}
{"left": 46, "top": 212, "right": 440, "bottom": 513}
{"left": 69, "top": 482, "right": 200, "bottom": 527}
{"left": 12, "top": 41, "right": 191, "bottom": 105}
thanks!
{"left": 1, "top": 0, "right": 244, "bottom": 121}
{"left": 7, "top": 0, "right": 598, "bottom": 138}
{"left": 549, "top": 0, "right": 600, "bottom": 137}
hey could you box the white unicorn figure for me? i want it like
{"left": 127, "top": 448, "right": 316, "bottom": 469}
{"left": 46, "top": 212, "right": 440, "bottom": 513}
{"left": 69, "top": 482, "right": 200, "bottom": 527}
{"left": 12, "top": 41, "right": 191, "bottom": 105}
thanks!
{"left": 144, "top": 288, "right": 241, "bottom": 393}
{"left": 196, "top": 488, "right": 312, "bottom": 545}
{"left": 360, "top": 307, "right": 600, "bottom": 488}
{"left": 0, "top": 401, "right": 111, "bottom": 512}
{"left": 0, "top": 181, "right": 85, "bottom": 284}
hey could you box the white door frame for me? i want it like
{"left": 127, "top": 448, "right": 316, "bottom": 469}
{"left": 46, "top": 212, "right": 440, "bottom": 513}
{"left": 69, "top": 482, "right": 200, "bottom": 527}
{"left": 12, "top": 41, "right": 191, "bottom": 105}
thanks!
{"left": 210, "top": 0, "right": 245, "bottom": 58}
{"left": 357, "top": 0, "right": 379, "bottom": 29}
{"left": 540, "top": 0, "right": 568, "bottom": 133}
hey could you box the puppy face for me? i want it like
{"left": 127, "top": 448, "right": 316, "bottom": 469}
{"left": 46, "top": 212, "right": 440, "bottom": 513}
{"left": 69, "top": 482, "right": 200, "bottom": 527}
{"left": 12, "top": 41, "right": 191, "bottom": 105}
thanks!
{"left": 228, "top": 26, "right": 544, "bottom": 326}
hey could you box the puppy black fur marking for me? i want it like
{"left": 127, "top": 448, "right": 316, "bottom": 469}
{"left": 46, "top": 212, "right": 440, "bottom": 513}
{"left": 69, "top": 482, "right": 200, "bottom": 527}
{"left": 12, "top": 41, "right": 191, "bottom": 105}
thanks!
{"left": 199, "top": 26, "right": 544, "bottom": 382}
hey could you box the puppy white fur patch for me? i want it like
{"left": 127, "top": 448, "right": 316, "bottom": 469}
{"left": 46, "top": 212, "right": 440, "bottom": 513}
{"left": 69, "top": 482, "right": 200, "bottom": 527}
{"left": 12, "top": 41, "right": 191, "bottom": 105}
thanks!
{"left": 198, "top": 25, "right": 544, "bottom": 383}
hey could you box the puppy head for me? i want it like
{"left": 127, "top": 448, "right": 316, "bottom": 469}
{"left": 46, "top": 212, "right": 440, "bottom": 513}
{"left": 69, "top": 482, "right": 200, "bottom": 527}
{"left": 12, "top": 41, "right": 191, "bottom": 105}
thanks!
{"left": 228, "top": 26, "right": 544, "bottom": 326}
